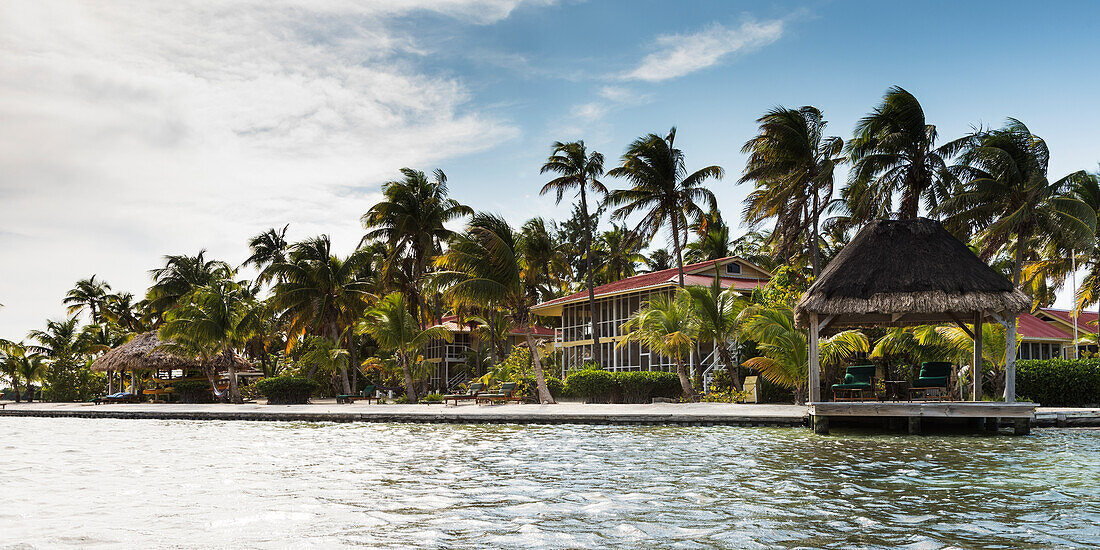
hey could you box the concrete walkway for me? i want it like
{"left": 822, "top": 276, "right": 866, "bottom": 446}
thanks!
{"left": 0, "top": 400, "right": 808, "bottom": 426}
{"left": 1, "top": 401, "right": 1097, "bottom": 427}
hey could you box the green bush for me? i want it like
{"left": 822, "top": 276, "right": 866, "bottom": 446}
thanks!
{"left": 564, "top": 369, "right": 681, "bottom": 403}
{"left": 520, "top": 376, "right": 564, "bottom": 399}
{"left": 1017, "top": 359, "right": 1100, "bottom": 407}
{"left": 172, "top": 380, "right": 214, "bottom": 403}
{"left": 565, "top": 369, "right": 616, "bottom": 402}
{"left": 420, "top": 393, "right": 444, "bottom": 403}
{"left": 254, "top": 377, "right": 319, "bottom": 405}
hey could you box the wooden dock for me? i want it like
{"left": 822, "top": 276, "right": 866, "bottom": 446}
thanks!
{"left": 810, "top": 401, "right": 1038, "bottom": 435}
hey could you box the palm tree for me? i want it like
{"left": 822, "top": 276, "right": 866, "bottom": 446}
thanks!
{"left": 595, "top": 224, "right": 645, "bottom": 283}
{"left": 619, "top": 289, "right": 699, "bottom": 398}
{"left": 1, "top": 341, "right": 25, "bottom": 402}
{"left": 434, "top": 213, "right": 555, "bottom": 403}
{"left": 519, "top": 217, "right": 568, "bottom": 300}
{"left": 102, "top": 292, "right": 147, "bottom": 334}
{"left": 937, "top": 119, "right": 1096, "bottom": 285}
{"left": 15, "top": 353, "right": 47, "bottom": 402}
{"left": 159, "top": 279, "right": 258, "bottom": 403}
{"left": 739, "top": 106, "right": 844, "bottom": 276}
{"left": 64, "top": 275, "right": 111, "bottom": 324}
{"left": 872, "top": 323, "right": 1015, "bottom": 399}
{"left": 146, "top": 251, "right": 233, "bottom": 319}
{"left": 243, "top": 224, "right": 290, "bottom": 285}
{"left": 27, "top": 318, "right": 90, "bottom": 365}
{"left": 268, "top": 235, "right": 374, "bottom": 394}
{"left": 844, "top": 86, "right": 955, "bottom": 221}
{"left": 737, "top": 305, "right": 867, "bottom": 404}
{"left": 361, "top": 168, "right": 472, "bottom": 326}
{"left": 685, "top": 272, "right": 747, "bottom": 389}
{"left": 684, "top": 209, "right": 733, "bottom": 264}
{"left": 644, "top": 248, "right": 673, "bottom": 272}
{"left": 607, "top": 127, "right": 723, "bottom": 286}
{"left": 358, "top": 292, "right": 452, "bottom": 402}
{"left": 540, "top": 141, "right": 608, "bottom": 364}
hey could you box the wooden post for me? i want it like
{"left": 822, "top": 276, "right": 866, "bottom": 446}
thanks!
{"left": 813, "top": 414, "right": 829, "bottom": 434}
{"left": 107, "top": 370, "right": 114, "bottom": 394}
{"left": 1013, "top": 417, "right": 1030, "bottom": 435}
{"left": 972, "top": 312, "right": 982, "bottom": 401}
{"left": 908, "top": 416, "right": 921, "bottom": 435}
{"left": 1004, "top": 315, "right": 1016, "bottom": 403}
{"left": 808, "top": 313, "right": 821, "bottom": 403}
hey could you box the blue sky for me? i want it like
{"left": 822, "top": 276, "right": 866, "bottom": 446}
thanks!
{"left": 1, "top": 0, "right": 1098, "bottom": 337}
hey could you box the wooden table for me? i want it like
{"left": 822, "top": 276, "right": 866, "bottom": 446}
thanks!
{"left": 881, "top": 380, "right": 910, "bottom": 402}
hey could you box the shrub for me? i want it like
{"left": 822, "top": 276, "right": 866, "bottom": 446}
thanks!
{"left": 564, "top": 369, "right": 615, "bottom": 403}
{"left": 520, "top": 376, "right": 564, "bottom": 400}
{"left": 420, "top": 393, "right": 444, "bottom": 403}
{"left": 173, "top": 380, "right": 213, "bottom": 403}
{"left": 564, "top": 369, "right": 681, "bottom": 403}
{"left": 1017, "top": 359, "right": 1100, "bottom": 407}
{"left": 253, "top": 377, "right": 319, "bottom": 405}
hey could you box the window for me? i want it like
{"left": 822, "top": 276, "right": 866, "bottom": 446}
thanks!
{"left": 725, "top": 263, "right": 742, "bottom": 275}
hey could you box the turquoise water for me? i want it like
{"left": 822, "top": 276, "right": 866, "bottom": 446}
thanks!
{"left": 0, "top": 418, "right": 1097, "bottom": 549}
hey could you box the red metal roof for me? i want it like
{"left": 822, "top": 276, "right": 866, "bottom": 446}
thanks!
{"left": 533, "top": 256, "right": 768, "bottom": 310}
{"left": 437, "top": 315, "right": 555, "bottom": 337}
{"left": 1038, "top": 308, "right": 1099, "bottom": 334}
{"left": 1017, "top": 313, "right": 1072, "bottom": 340}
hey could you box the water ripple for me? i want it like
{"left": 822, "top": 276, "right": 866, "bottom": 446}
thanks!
{"left": 0, "top": 419, "right": 1097, "bottom": 548}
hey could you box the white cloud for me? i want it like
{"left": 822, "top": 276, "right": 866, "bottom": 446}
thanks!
{"left": 0, "top": 0, "right": 542, "bottom": 337}
{"left": 623, "top": 19, "right": 784, "bottom": 82}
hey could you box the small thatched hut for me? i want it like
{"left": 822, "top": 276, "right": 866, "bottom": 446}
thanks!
{"left": 795, "top": 218, "right": 1030, "bottom": 403}
{"left": 91, "top": 331, "right": 251, "bottom": 395}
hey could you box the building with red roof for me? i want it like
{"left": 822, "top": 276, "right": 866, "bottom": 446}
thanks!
{"left": 423, "top": 315, "right": 555, "bottom": 389}
{"left": 531, "top": 256, "right": 771, "bottom": 374}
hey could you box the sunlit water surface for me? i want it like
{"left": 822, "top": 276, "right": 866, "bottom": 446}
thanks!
{"left": 0, "top": 418, "right": 1097, "bottom": 549}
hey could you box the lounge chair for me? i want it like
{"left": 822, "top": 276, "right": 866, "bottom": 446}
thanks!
{"left": 442, "top": 382, "right": 485, "bottom": 406}
{"left": 830, "top": 365, "right": 876, "bottom": 401}
{"left": 476, "top": 382, "right": 525, "bottom": 405}
{"left": 337, "top": 385, "right": 378, "bottom": 404}
{"left": 909, "top": 362, "right": 952, "bottom": 401}
{"left": 93, "top": 392, "right": 141, "bottom": 405}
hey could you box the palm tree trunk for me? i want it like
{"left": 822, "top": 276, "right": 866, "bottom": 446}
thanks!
{"left": 811, "top": 189, "right": 821, "bottom": 277}
{"left": 400, "top": 354, "right": 417, "bottom": 402}
{"left": 717, "top": 343, "right": 741, "bottom": 390}
{"left": 330, "top": 324, "right": 351, "bottom": 394}
{"left": 524, "top": 327, "right": 554, "bottom": 404}
{"left": 347, "top": 332, "right": 358, "bottom": 394}
{"left": 670, "top": 212, "right": 685, "bottom": 287}
{"left": 202, "top": 364, "right": 227, "bottom": 403}
{"left": 224, "top": 350, "right": 243, "bottom": 404}
{"left": 12, "top": 376, "right": 21, "bottom": 403}
{"left": 1012, "top": 228, "right": 1030, "bottom": 286}
{"left": 675, "top": 358, "right": 693, "bottom": 398}
{"left": 580, "top": 186, "right": 602, "bottom": 366}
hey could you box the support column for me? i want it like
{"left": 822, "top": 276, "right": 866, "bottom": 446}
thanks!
{"left": 1004, "top": 315, "right": 1017, "bottom": 403}
{"left": 908, "top": 416, "right": 922, "bottom": 435}
{"left": 107, "top": 370, "right": 114, "bottom": 394}
{"left": 1013, "top": 417, "right": 1031, "bottom": 435}
{"left": 972, "top": 312, "right": 983, "bottom": 401}
{"left": 813, "top": 415, "right": 829, "bottom": 434}
{"left": 808, "top": 313, "right": 821, "bottom": 403}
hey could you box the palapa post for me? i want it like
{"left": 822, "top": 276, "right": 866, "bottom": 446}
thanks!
{"left": 794, "top": 218, "right": 1029, "bottom": 403}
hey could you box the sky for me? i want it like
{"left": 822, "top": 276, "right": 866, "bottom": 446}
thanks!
{"left": 2, "top": 0, "right": 1099, "bottom": 338}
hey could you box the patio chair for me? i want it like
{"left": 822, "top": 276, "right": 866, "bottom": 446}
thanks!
{"left": 476, "top": 382, "right": 524, "bottom": 405}
{"left": 830, "top": 365, "right": 877, "bottom": 401}
{"left": 442, "top": 382, "right": 485, "bottom": 406}
{"left": 337, "top": 385, "right": 379, "bottom": 404}
{"left": 909, "top": 362, "right": 952, "bottom": 401}
{"left": 92, "top": 392, "right": 141, "bottom": 405}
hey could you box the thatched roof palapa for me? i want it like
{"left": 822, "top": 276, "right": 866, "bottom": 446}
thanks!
{"left": 90, "top": 331, "right": 252, "bottom": 373}
{"left": 794, "top": 218, "right": 1030, "bottom": 330}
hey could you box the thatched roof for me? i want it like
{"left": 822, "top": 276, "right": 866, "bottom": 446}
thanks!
{"left": 90, "top": 331, "right": 252, "bottom": 373}
{"left": 794, "top": 218, "right": 1030, "bottom": 330}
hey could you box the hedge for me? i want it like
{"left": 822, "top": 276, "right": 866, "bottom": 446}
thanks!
{"left": 173, "top": 380, "right": 214, "bottom": 403}
{"left": 565, "top": 369, "right": 682, "bottom": 403}
{"left": 1017, "top": 359, "right": 1100, "bottom": 407}
{"left": 253, "top": 377, "right": 319, "bottom": 405}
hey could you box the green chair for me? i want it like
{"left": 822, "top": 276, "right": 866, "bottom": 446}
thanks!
{"left": 831, "top": 365, "right": 877, "bottom": 401}
{"left": 476, "top": 382, "right": 524, "bottom": 405}
{"left": 909, "top": 362, "right": 952, "bottom": 401}
{"left": 443, "top": 382, "right": 485, "bottom": 406}
{"left": 337, "top": 384, "right": 378, "bottom": 404}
